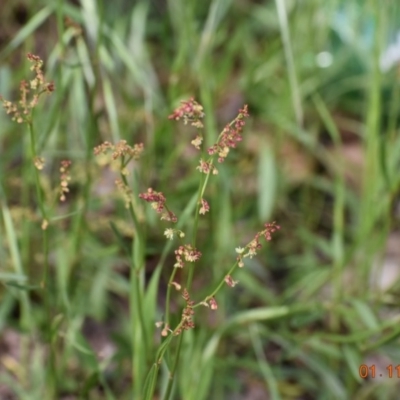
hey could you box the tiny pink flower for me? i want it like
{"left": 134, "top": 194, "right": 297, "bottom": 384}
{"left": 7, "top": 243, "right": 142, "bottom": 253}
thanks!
{"left": 197, "top": 159, "right": 212, "bottom": 174}
{"left": 209, "top": 297, "right": 218, "bottom": 310}
{"left": 168, "top": 98, "right": 205, "bottom": 127}
{"left": 174, "top": 244, "right": 201, "bottom": 267}
{"left": 225, "top": 275, "right": 238, "bottom": 287}
{"left": 139, "top": 188, "right": 177, "bottom": 222}
{"left": 161, "top": 323, "right": 170, "bottom": 337}
{"left": 199, "top": 198, "right": 210, "bottom": 214}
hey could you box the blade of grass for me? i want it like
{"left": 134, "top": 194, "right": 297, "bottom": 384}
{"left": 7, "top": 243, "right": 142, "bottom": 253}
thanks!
{"left": 194, "top": 0, "right": 233, "bottom": 70}
{"left": 274, "top": 0, "right": 303, "bottom": 126}
{"left": 249, "top": 323, "right": 281, "bottom": 400}
{"left": 0, "top": 194, "right": 32, "bottom": 330}
{"left": 358, "top": 1, "right": 385, "bottom": 295}
{"left": 258, "top": 141, "right": 277, "bottom": 222}
{"left": 312, "top": 94, "right": 345, "bottom": 330}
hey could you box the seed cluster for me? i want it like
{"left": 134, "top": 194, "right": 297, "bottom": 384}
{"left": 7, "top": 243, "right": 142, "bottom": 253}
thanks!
{"left": 174, "top": 289, "right": 195, "bottom": 335}
{"left": 59, "top": 160, "right": 72, "bottom": 202}
{"left": 207, "top": 105, "right": 249, "bottom": 164}
{"left": 139, "top": 188, "right": 177, "bottom": 223}
{"left": 93, "top": 140, "right": 144, "bottom": 161}
{"left": 1, "top": 53, "right": 55, "bottom": 123}
{"left": 174, "top": 244, "right": 202, "bottom": 268}
{"left": 236, "top": 222, "right": 281, "bottom": 268}
{"left": 199, "top": 198, "right": 210, "bottom": 214}
{"left": 168, "top": 98, "right": 205, "bottom": 128}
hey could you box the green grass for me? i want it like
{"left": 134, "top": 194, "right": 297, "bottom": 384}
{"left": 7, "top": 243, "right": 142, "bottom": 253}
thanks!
{"left": 1, "top": 0, "right": 400, "bottom": 399}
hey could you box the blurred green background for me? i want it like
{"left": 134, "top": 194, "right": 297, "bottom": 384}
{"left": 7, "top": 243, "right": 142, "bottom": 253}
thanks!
{"left": 1, "top": 0, "right": 400, "bottom": 399}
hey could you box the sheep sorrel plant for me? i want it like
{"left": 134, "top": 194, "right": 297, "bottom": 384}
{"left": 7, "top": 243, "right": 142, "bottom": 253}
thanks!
{"left": 1, "top": 53, "right": 279, "bottom": 398}
{"left": 94, "top": 98, "right": 280, "bottom": 399}
{"left": 1, "top": 53, "right": 71, "bottom": 399}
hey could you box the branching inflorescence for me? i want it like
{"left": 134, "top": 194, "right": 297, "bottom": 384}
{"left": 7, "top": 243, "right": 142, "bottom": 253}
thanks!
{"left": 1, "top": 53, "right": 72, "bottom": 210}
{"left": 1, "top": 53, "right": 55, "bottom": 124}
{"left": 93, "top": 98, "right": 280, "bottom": 340}
{"left": 148, "top": 98, "right": 278, "bottom": 335}
{"left": 2, "top": 52, "right": 280, "bottom": 398}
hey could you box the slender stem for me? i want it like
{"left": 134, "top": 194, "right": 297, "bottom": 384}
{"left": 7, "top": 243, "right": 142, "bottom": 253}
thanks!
{"left": 186, "top": 170, "right": 209, "bottom": 288}
{"left": 193, "top": 226, "right": 275, "bottom": 308}
{"left": 194, "top": 260, "right": 239, "bottom": 306}
{"left": 166, "top": 268, "right": 178, "bottom": 324}
{"left": 144, "top": 334, "right": 175, "bottom": 400}
{"left": 191, "top": 172, "right": 205, "bottom": 247}
{"left": 163, "top": 111, "right": 248, "bottom": 398}
{"left": 120, "top": 168, "right": 150, "bottom": 399}
{"left": 142, "top": 194, "right": 199, "bottom": 399}
{"left": 162, "top": 333, "right": 184, "bottom": 400}
{"left": 27, "top": 119, "right": 56, "bottom": 399}
{"left": 28, "top": 122, "right": 47, "bottom": 221}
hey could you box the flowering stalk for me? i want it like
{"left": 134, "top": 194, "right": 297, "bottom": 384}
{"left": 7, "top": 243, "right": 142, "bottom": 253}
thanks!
{"left": 193, "top": 222, "right": 281, "bottom": 309}
{"left": 1, "top": 54, "right": 54, "bottom": 229}
{"left": 142, "top": 99, "right": 257, "bottom": 400}
{"left": 94, "top": 139, "right": 149, "bottom": 396}
{"left": 99, "top": 99, "right": 279, "bottom": 400}
{"left": 1, "top": 53, "right": 56, "bottom": 398}
{"left": 191, "top": 103, "right": 249, "bottom": 287}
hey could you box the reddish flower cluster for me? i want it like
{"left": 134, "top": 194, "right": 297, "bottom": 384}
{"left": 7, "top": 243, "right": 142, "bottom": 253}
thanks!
{"left": 93, "top": 140, "right": 144, "bottom": 161}
{"left": 199, "top": 198, "right": 210, "bottom": 214}
{"left": 209, "top": 297, "right": 218, "bottom": 310}
{"left": 168, "top": 99, "right": 250, "bottom": 176}
{"left": 196, "top": 159, "right": 218, "bottom": 175}
{"left": 139, "top": 188, "right": 165, "bottom": 212}
{"left": 237, "top": 221, "right": 280, "bottom": 267}
{"left": 27, "top": 53, "right": 55, "bottom": 94}
{"left": 200, "top": 296, "right": 219, "bottom": 309}
{"left": 224, "top": 275, "right": 238, "bottom": 288}
{"left": 174, "top": 244, "right": 202, "bottom": 268}
{"left": 139, "top": 188, "right": 177, "bottom": 222}
{"left": 174, "top": 289, "right": 195, "bottom": 335}
{"left": 263, "top": 221, "right": 280, "bottom": 241}
{"left": 207, "top": 105, "right": 249, "bottom": 163}
{"left": 168, "top": 98, "right": 205, "bottom": 128}
{"left": 1, "top": 53, "right": 55, "bottom": 124}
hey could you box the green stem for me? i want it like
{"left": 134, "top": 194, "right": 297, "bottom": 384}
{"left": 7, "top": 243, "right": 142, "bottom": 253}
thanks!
{"left": 144, "top": 334, "right": 175, "bottom": 400}
{"left": 163, "top": 111, "right": 248, "bottom": 398}
{"left": 27, "top": 119, "right": 56, "bottom": 398}
{"left": 162, "top": 333, "right": 184, "bottom": 400}
{"left": 142, "top": 194, "right": 199, "bottom": 399}
{"left": 120, "top": 169, "right": 149, "bottom": 398}
{"left": 193, "top": 226, "right": 273, "bottom": 308}
{"left": 194, "top": 260, "right": 239, "bottom": 306}
{"left": 165, "top": 268, "right": 178, "bottom": 324}
{"left": 187, "top": 170, "right": 209, "bottom": 288}
{"left": 28, "top": 122, "right": 47, "bottom": 221}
